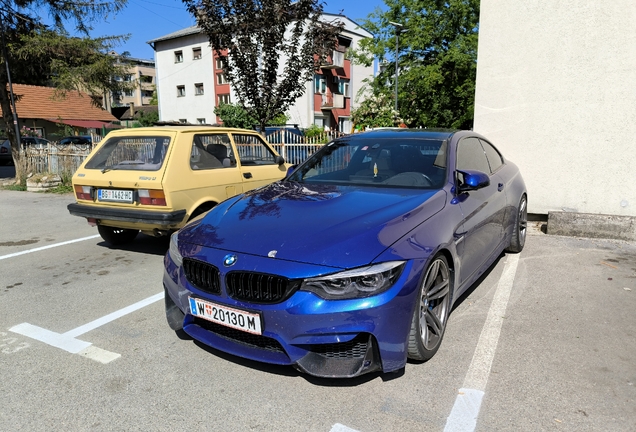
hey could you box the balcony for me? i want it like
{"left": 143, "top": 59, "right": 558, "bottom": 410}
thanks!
{"left": 321, "top": 93, "right": 344, "bottom": 110}
{"left": 321, "top": 50, "right": 344, "bottom": 69}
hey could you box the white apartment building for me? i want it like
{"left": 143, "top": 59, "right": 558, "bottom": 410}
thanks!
{"left": 147, "top": 14, "right": 374, "bottom": 131}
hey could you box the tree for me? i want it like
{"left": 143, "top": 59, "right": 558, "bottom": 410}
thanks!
{"left": 183, "top": 0, "right": 344, "bottom": 133}
{"left": 0, "top": 0, "right": 130, "bottom": 183}
{"left": 134, "top": 109, "right": 159, "bottom": 127}
{"left": 353, "top": 0, "right": 480, "bottom": 129}
{"left": 214, "top": 103, "right": 290, "bottom": 129}
{"left": 351, "top": 91, "right": 406, "bottom": 130}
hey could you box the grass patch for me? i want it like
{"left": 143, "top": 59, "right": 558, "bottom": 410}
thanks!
{"left": 2, "top": 183, "right": 27, "bottom": 191}
{"left": 43, "top": 184, "right": 74, "bottom": 194}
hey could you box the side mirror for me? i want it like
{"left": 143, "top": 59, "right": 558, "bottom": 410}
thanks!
{"left": 275, "top": 155, "right": 285, "bottom": 166}
{"left": 457, "top": 170, "right": 490, "bottom": 192}
{"left": 286, "top": 164, "right": 298, "bottom": 177}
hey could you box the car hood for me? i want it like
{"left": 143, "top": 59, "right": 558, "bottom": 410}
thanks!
{"left": 179, "top": 181, "right": 446, "bottom": 268}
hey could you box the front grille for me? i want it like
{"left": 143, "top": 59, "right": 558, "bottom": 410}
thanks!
{"left": 193, "top": 318, "right": 285, "bottom": 353}
{"left": 308, "top": 334, "right": 370, "bottom": 359}
{"left": 226, "top": 272, "right": 299, "bottom": 304}
{"left": 183, "top": 258, "right": 221, "bottom": 294}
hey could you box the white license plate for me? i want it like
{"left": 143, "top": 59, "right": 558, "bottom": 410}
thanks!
{"left": 189, "top": 297, "right": 262, "bottom": 335}
{"left": 98, "top": 189, "right": 133, "bottom": 203}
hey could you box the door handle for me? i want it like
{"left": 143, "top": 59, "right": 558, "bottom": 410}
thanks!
{"left": 498, "top": 183, "right": 504, "bottom": 192}
{"left": 243, "top": 172, "right": 252, "bottom": 179}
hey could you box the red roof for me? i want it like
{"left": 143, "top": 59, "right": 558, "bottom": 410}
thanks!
{"left": 2, "top": 84, "right": 118, "bottom": 122}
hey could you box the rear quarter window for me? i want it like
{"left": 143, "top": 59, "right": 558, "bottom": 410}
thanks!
{"left": 85, "top": 136, "right": 171, "bottom": 171}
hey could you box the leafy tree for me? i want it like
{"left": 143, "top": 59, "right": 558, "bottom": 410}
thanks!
{"left": 351, "top": 91, "right": 406, "bottom": 130}
{"left": 134, "top": 109, "right": 160, "bottom": 127}
{"left": 183, "top": 0, "right": 344, "bottom": 133}
{"left": 0, "top": 0, "right": 130, "bottom": 182}
{"left": 214, "top": 103, "right": 289, "bottom": 129}
{"left": 353, "top": 0, "right": 479, "bottom": 129}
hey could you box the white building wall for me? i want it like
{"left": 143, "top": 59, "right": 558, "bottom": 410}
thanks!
{"left": 474, "top": 1, "right": 636, "bottom": 216}
{"left": 154, "top": 34, "right": 216, "bottom": 124}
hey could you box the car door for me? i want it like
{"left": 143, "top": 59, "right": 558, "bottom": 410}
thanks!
{"left": 456, "top": 136, "right": 507, "bottom": 284}
{"left": 231, "top": 132, "right": 287, "bottom": 190}
{"left": 167, "top": 132, "right": 245, "bottom": 216}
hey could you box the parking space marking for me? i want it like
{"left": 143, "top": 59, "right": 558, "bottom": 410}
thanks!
{"left": 0, "top": 234, "right": 100, "bottom": 261}
{"left": 9, "top": 292, "right": 164, "bottom": 363}
{"left": 330, "top": 424, "right": 359, "bottom": 432}
{"left": 444, "top": 254, "right": 520, "bottom": 432}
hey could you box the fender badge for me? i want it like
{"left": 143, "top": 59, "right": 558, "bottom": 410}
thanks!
{"left": 223, "top": 254, "right": 237, "bottom": 267}
{"left": 268, "top": 250, "right": 277, "bottom": 258}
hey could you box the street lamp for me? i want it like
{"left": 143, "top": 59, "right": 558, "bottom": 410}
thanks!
{"left": 389, "top": 21, "right": 406, "bottom": 112}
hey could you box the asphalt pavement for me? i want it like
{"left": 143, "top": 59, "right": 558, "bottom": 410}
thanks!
{"left": 1, "top": 189, "right": 634, "bottom": 431}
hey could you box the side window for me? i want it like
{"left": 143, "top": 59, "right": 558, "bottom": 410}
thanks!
{"left": 456, "top": 137, "right": 491, "bottom": 174}
{"left": 190, "top": 134, "right": 234, "bottom": 170}
{"left": 479, "top": 139, "right": 504, "bottom": 173}
{"left": 232, "top": 134, "right": 277, "bottom": 165}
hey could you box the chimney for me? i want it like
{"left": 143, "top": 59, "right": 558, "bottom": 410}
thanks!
{"left": 128, "top": 102, "right": 135, "bottom": 117}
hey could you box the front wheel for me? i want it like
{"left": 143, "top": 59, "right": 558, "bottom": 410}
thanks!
{"left": 408, "top": 254, "right": 452, "bottom": 361}
{"left": 97, "top": 225, "right": 139, "bottom": 245}
{"left": 506, "top": 194, "right": 527, "bottom": 253}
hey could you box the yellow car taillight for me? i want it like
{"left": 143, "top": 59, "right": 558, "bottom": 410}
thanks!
{"left": 74, "top": 185, "right": 93, "bottom": 200}
{"left": 138, "top": 189, "right": 167, "bottom": 206}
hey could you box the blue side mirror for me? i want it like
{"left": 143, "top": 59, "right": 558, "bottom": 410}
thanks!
{"left": 286, "top": 164, "right": 298, "bottom": 177}
{"left": 457, "top": 170, "right": 490, "bottom": 191}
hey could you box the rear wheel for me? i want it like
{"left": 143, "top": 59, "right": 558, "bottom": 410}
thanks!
{"left": 506, "top": 194, "right": 527, "bottom": 253}
{"left": 408, "top": 254, "right": 452, "bottom": 361}
{"left": 97, "top": 225, "right": 139, "bottom": 245}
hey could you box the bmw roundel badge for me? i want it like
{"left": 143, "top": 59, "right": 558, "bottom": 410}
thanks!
{"left": 223, "top": 254, "right": 238, "bottom": 267}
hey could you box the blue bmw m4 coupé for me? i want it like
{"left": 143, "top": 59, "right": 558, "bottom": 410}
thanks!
{"left": 163, "top": 129, "right": 527, "bottom": 378}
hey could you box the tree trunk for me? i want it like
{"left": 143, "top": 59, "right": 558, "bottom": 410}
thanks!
{"left": 0, "top": 81, "right": 23, "bottom": 183}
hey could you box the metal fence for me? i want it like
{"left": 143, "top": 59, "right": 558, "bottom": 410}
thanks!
{"left": 17, "top": 131, "right": 343, "bottom": 176}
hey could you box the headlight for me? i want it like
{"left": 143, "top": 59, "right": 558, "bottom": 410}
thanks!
{"left": 168, "top": 232, "right": 183, "bottom": 267}
{"left": 300, "top": 261, "right": 405, "bottom": 299}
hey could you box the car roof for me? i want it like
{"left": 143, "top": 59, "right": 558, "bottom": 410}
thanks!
{"left": 348, "top": 128, "right": 459, "bottom": 140}
{"left": 106, "top": 126, "right": 260, "bottom": 135}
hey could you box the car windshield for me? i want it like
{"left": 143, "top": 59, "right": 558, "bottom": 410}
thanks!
{"left": 287, "top": 136, "right": 447, "bottom": 189}
{"left": 84, "top": 136, "right": 171, "bottom": 171}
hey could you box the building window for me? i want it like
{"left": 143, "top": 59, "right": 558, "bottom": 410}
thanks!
{"left": 123, "top": 74, "right": 133, "bottom": 82}
{"left": 197, "top": 118, "right": 206, "bottom": 124}
{"left": 141, "top": 90, "right": 154, "bottom": 98}
{"left": 179, "top": 119, "right": 187, "bottom": 124}
{"left": 216, "top": 73, "right": 228, "bottom": 85}
{"left": 174, "top": 50, "right": 183, "bottom": 63}
{"left": 140, "top": 75, "right": 153, "bottom": 84}
{"left": 215, "top": 57, "right": 227, "bottom": 70}
{"left": 314, "top": 74, "right": 326, "bottom": 94}
{"left": 336, "top": 78, "right": 350, "bottom": 97}
{"left": 177, "top": 85, "right": 185, "bottom": 97}
{"left": 195, "top": 83, "right": 204, "bottom": 95}
{"left": 124, "top": 89, "right": 134, "bottom": 97}
{"left": 193, "top": 47, "right": 202, "bottom": 60}
{"left": 218, "top": 94, "right": 231, "bottom": 105}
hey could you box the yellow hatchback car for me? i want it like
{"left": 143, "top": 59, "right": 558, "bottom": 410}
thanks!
{"left": 68, "top": 125, "right": 289, "bottom": 245}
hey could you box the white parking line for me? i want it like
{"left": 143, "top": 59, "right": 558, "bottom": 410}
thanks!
{"left": 0, "top": 234, "right": 101, "bottom": 261}
{"left": 9, "top": 292, "right": 164, "bottom": 363}
{"left": 444, "top": 254, "right": 520, "bottom": 432}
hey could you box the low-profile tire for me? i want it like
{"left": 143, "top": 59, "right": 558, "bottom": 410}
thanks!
{"left": 97, "top": 225, "right": 139, "bottom": 245}
{"left": 408, "top": 254, "right": 452, "bottom": 361}
{"left": 164, "top": 288, "right": 185, "bottom": 331}
{"left": 506, "top": 194, "right": 527, "bottom": 253}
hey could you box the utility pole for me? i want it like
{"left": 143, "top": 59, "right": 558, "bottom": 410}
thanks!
{"left": 389, "top": 21, "right": 406, "bottom": 112}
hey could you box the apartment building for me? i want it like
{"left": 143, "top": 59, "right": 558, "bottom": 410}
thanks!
{"left": 103, "top": 53, "right": 156, "bottom": 110}
{"left": 147, "top": 14, "right": 373, "bottom": 132}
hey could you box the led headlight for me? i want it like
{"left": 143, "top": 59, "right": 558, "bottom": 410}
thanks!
{"left": 300, "top": 261, "right": 405, "bottom": 299}
{"left": 168, "top": 232, "right": 183, "bottom": 267}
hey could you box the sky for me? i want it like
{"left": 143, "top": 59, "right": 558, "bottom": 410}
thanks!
{"left": 69, "top": 0, "right": 387, "bottom": 60}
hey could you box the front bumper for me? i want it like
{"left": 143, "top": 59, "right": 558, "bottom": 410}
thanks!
{"left": 68, "top": 203, "right": 186, "bottom": 228}
{"left": 163, "top": 248, "right": 422, "bottom": 378}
